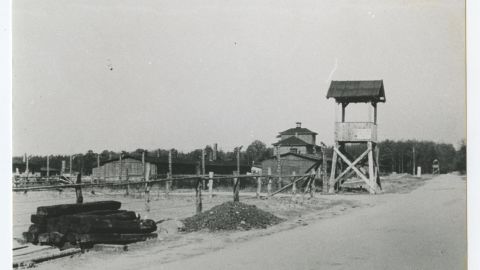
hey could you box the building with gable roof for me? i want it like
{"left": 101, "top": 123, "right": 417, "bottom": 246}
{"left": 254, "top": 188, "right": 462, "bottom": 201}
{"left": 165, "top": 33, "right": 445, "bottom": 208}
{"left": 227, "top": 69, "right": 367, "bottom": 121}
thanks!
{"left": 260, "top": 122, "right": 329, "bottom": 178}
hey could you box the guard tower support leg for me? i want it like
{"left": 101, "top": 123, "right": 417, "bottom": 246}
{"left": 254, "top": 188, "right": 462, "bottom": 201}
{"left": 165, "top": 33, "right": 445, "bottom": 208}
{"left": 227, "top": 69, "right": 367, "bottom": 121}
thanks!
{"left": 328, "top": 143, "right": 339, "bottom": 194}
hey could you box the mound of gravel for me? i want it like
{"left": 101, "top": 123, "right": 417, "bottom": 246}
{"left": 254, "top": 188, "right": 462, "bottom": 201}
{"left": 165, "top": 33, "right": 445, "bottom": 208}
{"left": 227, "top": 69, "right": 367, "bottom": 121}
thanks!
{"left": 182, "top": 201, "right": 284, "bottom": 232}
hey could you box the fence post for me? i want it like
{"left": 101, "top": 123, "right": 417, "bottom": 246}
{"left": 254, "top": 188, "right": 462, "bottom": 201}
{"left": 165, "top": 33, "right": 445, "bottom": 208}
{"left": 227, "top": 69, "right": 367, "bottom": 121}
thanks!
{"left": 75, "top": 173, "right": 83, "bottom": 204}
{"left": 168, "top": 149, "right": 173, "bottom": 191}
{"left": 201, "top": 148, "right": 206, "bottom": 189}
{"left": 322, "top": 146, "right": 328, "bottom": 193}
{"left": 145, "top": 163, "right": 151, "bottom": 212}
{"left": 256, "top": 172, "right": 262, "bottom": 199}
{"left": 291, "top": 171, "right": 297, "bottom": 202}
{"left": 233, "top": 171, "right": 240, "bottom": 202}
{"left": 208, "top": 172, "right": 214, "bottom": 198}
{"left": 166, "top": 172, "right": 171, "bottom": 196}
{"left": 267, "top": 168, "right": 272, "bottom": 196}
{"left": 125, "top": 168, "right": 130, "bottom": 196}
{"left": 195, "top": 175, "right": 203, "bottom": 214}
{"left": 310, "top": 169, "right": 316, "bottom": 198}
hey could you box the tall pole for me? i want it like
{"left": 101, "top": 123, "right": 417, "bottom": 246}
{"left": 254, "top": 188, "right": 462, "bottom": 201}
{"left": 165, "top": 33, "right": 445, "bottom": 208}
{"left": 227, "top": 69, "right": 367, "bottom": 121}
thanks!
{"left": 236, "top": 146, "right": 242, "bottom": 175}
{"left": 168, "top": 149, "right": 172, "bottom": 176}
{"left": 201, "top": 148, "right": 205, "bottom": 175}
{"left": 142, "top": 151, "right": 145, "bottom": 180}
{"left": 119, "top": 153, "right": 123, "bottom": 181}
{"left": 412, "top": 146, "right": 416, "bottom": 175}
{"left": 69, "top": 155, "right": 73, "bottom": 176}
{"left": 276, "top": 145, "right": 282, "bottom": 188}
{"left": 25, "top": 154, "right": 29, "bottom": 175}
{"left": 46, "top": 155, "right": 50, "bottom": 180}
{"left": 321, "top": 143, "right": 327, "bottom": 193}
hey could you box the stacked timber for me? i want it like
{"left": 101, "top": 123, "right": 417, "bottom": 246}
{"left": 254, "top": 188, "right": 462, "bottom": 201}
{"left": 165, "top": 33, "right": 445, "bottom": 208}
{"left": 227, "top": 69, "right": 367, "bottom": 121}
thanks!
{"left": 23, "top": 201, "right": 157, "bottom": 248}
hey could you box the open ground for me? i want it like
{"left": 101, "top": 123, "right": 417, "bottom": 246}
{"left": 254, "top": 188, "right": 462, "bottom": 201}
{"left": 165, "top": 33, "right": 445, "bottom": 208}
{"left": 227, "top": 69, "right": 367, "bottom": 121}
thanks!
{"left": 13, "top": 173, "right": 466, "bottom": 270}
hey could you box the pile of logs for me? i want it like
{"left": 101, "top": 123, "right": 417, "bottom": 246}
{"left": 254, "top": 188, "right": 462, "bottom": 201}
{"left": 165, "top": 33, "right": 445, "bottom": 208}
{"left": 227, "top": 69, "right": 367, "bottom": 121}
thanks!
{"left": 23, "top": 201, "right": 157, "bottom": 248}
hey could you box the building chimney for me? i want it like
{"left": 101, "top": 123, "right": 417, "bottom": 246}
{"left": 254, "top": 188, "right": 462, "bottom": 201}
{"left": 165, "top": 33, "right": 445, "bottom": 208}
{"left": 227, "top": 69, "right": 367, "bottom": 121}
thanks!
{"left": 296, "top": 122, "right": 301, "bottom": 128}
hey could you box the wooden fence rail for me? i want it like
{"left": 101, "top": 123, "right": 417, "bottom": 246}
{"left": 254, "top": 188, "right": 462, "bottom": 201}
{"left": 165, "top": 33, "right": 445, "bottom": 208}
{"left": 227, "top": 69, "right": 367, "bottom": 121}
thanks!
{"left": 13, "top": 173, "right": 317, "bottom": 215}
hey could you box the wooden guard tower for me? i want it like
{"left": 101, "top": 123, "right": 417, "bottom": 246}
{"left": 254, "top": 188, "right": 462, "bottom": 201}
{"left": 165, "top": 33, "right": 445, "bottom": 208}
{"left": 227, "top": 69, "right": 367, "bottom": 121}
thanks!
{"left": 326, "top": 80, "right": 386, "bottom": 194}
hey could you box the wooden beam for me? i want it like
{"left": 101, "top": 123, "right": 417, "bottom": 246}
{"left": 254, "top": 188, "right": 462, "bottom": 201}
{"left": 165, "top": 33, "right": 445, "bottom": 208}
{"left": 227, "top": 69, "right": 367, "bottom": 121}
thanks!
{"left": 332, "top": 147, "right": 371, "bottom": 184}
{"left": 233, "top": 171, "right": 240, "bottom": 202}
{"left": 328, "top": 144, "right": 339, "bottom": 193}
{"left": 75, "top": 173, "right": 83, "bottom": 204}
{"left": 334, "top": 146, "right": 378, "bottom": 194}
{"left": 195, "top": 169, "right": 202, "bottom": 213}
{"left": 269, "top": 175, "right": 308, "bottom": 197}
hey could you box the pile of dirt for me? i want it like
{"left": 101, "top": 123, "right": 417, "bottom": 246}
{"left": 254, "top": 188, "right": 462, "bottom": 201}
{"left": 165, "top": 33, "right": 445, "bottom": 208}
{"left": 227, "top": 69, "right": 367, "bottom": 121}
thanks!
{"left": 182, "top": 201, "right": 284, "bottom": 232}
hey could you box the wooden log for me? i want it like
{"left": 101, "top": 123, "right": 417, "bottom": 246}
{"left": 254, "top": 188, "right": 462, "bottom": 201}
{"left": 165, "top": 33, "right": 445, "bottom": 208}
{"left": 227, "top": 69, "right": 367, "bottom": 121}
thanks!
{"left": 13, "top": 245, "right": 28, "bottom": 251}
{"left": 38, "top": 232, "right": 65, "bottom": 247}
{"left": 51, "top": 217, "right": 156, "bottom": 234}
{"left": 36, "top": 201, "right": 121, "bottom": 217}
{"left": 13, "top": 247, "right": 82, "bottom": 268}
{"left": 93, "top": 244, "right": 128, "bottom": 252}
{"left": 28, "top": 224, "right": 46, "bottom": 234}
{"left": 13, "top": 245, "right": 55, "bottom": 257}
{"left": 31, "top": 214, "right": 48, "bottom": 225}
{"left": 75, "top": 173, "right": 83, "bottom": 204}
{"left": 22, "top": 232, "right": 39, "bottom": 244}
{"left": 78, "top": 233, "right": 158, "bottom": 245}
{"left": 32, "top": 210, "right": 129, "bottom": 224}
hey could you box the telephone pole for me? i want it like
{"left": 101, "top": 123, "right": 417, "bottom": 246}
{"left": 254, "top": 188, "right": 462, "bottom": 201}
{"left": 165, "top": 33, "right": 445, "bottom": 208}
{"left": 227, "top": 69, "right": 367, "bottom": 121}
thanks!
{"left": 412, "top": 146, "right": 416, "bottom": 175}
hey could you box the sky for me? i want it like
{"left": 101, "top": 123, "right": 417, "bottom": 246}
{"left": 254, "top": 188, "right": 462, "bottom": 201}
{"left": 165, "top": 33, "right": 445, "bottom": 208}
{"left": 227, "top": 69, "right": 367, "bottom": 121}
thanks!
{"left": 12, "top": 0, "right": 466, "bottom": 156}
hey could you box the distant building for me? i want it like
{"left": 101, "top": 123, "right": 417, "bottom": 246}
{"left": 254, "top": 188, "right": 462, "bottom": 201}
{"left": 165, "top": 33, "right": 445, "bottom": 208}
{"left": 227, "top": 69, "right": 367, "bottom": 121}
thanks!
{"left": 261, "top": 122, "right": 329, "bottom": 176}
{"left": 273, "top": 122, "right": 321, "bottom": 155}
{"left": 91, "top": 154, "right": 251, "bottom": 181}
{"left": 92, "top": 155, "right": 158, "bottom": 181}
{"left": 40, "top": 167, "right": 60, "bottom": 177}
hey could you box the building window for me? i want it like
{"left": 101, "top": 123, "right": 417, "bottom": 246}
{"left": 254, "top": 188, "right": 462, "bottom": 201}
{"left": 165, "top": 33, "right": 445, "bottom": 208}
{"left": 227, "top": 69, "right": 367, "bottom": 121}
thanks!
{"left": 290, "top": 148, "right": 298, "bottom": 154}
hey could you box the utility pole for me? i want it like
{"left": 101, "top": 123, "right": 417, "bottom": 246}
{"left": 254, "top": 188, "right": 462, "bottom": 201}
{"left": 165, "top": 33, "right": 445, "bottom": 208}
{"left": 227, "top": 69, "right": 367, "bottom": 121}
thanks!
{"left": 236, "top": 146, "right": 243, "bottom": 174}
{"left": 46, "top": 155, "right": 50, "bottom": 180}
{"left": 168, "top": 149, "right": 172, "bottom": 176}
{"left": 25, "top": 153, "right": 29, "bottom": 176}
{"left": 69, "top": 155, "right": 73, "bottom": 176}
{"left": 412, "top": 146, "right": 416, "bottom": 175}
{"left": 201, "top": 148, "right": 206, "bottom": 175}
{"left": 276, "top": 145, "right": 282, "bottom": 188}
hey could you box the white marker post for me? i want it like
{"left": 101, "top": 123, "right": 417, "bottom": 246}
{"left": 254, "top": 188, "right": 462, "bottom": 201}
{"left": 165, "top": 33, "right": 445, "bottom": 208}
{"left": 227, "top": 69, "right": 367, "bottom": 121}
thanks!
{"left": 208, "top": 172, "right": 214, "bottom": 198}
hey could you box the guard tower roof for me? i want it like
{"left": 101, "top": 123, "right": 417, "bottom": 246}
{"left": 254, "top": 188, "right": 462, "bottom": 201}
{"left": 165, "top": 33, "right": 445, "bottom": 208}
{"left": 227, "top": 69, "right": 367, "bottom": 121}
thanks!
{"left": 326, "top": 80, "right": 386, "bottom": 103}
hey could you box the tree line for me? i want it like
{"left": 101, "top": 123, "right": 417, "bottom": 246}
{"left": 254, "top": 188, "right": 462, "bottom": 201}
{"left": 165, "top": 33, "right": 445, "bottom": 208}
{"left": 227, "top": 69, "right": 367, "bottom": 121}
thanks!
{"left": 12, "top": 139, "right": 466, "bottom": 175}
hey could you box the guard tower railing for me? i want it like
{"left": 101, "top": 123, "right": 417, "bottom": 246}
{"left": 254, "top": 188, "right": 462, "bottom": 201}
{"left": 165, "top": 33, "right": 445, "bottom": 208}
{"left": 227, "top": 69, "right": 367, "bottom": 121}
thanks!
{"left": 334, "top": 122, "right": 377, "bottom": 143}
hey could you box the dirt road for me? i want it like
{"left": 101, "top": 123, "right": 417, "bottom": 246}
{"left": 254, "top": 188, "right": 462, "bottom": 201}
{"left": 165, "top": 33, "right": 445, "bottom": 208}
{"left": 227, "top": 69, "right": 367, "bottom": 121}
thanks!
{"left": 35, "top": 174, "right": 466, "bottom": 270}
{"left": 156, "top": 174, "right": 466, "bottom": 270}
